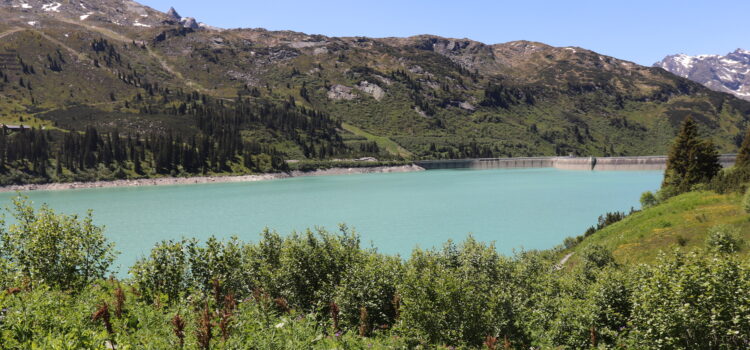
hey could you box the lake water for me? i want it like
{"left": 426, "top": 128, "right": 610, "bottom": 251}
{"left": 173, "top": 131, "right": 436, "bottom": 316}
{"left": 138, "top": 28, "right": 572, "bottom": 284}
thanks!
{"left": 0, "top": 168, "right": 662, "bottom": 273}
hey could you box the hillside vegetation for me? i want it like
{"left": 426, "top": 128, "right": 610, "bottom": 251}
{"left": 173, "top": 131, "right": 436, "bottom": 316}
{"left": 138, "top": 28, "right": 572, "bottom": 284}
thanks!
{"left": 568, "top": 191, "right": 750, "bottom": 266}
{"left": 2, "top": 2, "right": 750, "bottom": 185}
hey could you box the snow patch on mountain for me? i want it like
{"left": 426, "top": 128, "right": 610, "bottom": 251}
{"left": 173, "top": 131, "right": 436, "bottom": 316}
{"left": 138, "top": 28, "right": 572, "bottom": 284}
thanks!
{"left": 41, "top": 2, "right": 61, "bottom": 12}
{"left": 655, "top": 49, "right": 750, "bottom": 101}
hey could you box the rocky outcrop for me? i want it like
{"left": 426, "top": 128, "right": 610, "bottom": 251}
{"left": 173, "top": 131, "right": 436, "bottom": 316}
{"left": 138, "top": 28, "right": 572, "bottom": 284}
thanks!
{"left": 165, "top": 6, "right": 180, "bottom": 21}
{"left": 356, "top": 81, "right": 385, "bottom": 100}
{"left": 655, "top": 49, "right": 750, "bottom": 101}
{"left": 327, "top": 84, "right": 357, "bottom": 100}
{"left": 181, "top": 17, "right": 199, "bottom": 29}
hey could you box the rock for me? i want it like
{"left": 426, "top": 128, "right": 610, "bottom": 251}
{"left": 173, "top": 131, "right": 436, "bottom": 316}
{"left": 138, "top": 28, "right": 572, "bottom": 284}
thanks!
{"left": 313, "top": 47, "right": 328, "bottom": 55}
{"left": 181, "top": 17, "right": 199, "bottom": 29}
{"left": 356, "top": 81, "right": 385, "bottom": 101}
{"left": 327, "top": 84, "right": 357, "bottom": 100}
{"left": 459, "top": 101, "right": 476, "bottom": 111}
{"left": 655, "top": 48, "right": 750, "bottom": 101}
{"left": 408, "top": 65, "right": 425, "bottom": 74}
{"left": 374, "top": 75, "right": 392, "bottom": 86}
{"left": 165, "top": 6, "right": 181, "bottom": 21}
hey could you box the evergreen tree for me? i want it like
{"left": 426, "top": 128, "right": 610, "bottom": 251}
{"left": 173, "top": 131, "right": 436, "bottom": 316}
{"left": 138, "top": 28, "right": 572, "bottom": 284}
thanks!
{"left": 735, "top": 128, "right": 750, "bottom": 168}
{"left": 662, "top": 117, "right": 721, "bottom": 193}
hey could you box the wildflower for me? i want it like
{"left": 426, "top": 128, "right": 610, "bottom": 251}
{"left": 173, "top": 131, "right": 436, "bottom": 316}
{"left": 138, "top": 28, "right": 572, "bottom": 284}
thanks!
{"left": 172, "top": 314, "right": 186, "bottom": 348}
{"left": 92, "top": 302, "right": 114, "bottom": 335}
{"left": 275, "top": 322, "right": 285, "bottom": 329}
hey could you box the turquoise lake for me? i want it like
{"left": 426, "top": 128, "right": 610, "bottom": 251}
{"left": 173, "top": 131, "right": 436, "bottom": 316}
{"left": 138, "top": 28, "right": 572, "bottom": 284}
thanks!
{"left": 0, "top": 168, "right": 662, "bottom": 273}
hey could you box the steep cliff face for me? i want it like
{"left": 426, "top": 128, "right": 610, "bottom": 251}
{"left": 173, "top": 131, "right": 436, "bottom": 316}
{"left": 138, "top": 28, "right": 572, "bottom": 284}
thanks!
{"left": 655, "top": 49, "right": 750, "bottom": 101}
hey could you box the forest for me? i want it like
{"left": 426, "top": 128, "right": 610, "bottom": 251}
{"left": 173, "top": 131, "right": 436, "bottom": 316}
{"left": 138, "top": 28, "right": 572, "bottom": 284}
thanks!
{"left": 0, "top": 89, "right": 373, "bottom": 186}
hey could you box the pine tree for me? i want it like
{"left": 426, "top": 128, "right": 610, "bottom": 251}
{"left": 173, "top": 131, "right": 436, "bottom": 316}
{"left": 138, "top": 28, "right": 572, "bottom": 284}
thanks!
{"left": 663, "top": 117, "right": 721, "bottom": 192}
{"left": 736, "top": 128, "right": 750, "bottom": 168}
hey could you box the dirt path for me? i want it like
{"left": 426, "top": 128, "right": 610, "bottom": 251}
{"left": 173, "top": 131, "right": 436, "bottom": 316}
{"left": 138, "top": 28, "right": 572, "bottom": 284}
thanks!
{"left": 0, "top": 27, "right": 24, "bottom": 39}
{"left": 553, "top": 253, "right": 574, "bottom": 270}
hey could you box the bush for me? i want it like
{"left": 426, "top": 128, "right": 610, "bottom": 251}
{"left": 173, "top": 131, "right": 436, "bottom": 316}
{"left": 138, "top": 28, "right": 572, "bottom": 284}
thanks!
{"left": 640, "top": 191, "right": 658, "bottom": 208}
{"left": 709, "top": 166, "right": 750, "bottom": 194}
{"left": 0, "top": 195, "right": 117, "bottom": 291}
{"left": 334, "top": 252, "right": 403, "bottom": 330}
{"left": 705, "top": 225, "right": 743, "bottom": 253}
{"left": 580, "top": 244, "right": 616, "bottom": 277}
{"left": 743, "top": 187, "right": 750, "bottom": 213}
{"left": 596, "top": 212, "right": 626, "bottom": 230}
{"left": 130, "top": 239, "right": 191, "bottom": 302}
{"left": 274, "top": 226, "right": 362, "bottom": 311}
{"left": 656, "top": 185, "right": 681, "bottom": 202}
{"left": 130, "top": 226, "right": 364, "bottom": 311}
{"left": 563, "top": 236, "right": 580, "bottom": 249}
{"left": 629, "top": 252, "right": 750, "bottom": 348}
{"left": 397, "top": 237, "right": 523, "bottom": 347}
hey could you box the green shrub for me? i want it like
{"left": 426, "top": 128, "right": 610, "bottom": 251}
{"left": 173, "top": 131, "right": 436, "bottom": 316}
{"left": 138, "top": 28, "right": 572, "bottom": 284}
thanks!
{"left": 580, "top": 244, "right": 616, "bottom": 277}
{"left": 130, "top": 239, "right": 191, "bottom": 302}
{"left": 334, "top": 252, "right": 403, "bottom": 330}
{"left": 629, "top": 252, "right": 750, "bottom": 348}
{"left": 398, "top": 237, "right": 523, "bottom": 347}
{"left": 705, "top": 225, "right": 743, "bottom": 253}
{"left": 0, "top": 195, "right": 117, "bottom": 291}
{"left": 743, "top": 187, "right": 750, "bottom": 213}
{"left": 274, "top": 226, "right": 362, "bottom": 311}
{"left": 640, "top": 191, "right": 658, "bottom": 208}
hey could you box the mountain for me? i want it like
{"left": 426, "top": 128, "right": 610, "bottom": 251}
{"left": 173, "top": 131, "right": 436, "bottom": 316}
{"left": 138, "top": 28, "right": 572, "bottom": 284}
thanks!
{"left": 1, "top": 0, "right": 750, "bottom": 184}
{"left": 655, "top": 49, "right": 750, "bottom": 101}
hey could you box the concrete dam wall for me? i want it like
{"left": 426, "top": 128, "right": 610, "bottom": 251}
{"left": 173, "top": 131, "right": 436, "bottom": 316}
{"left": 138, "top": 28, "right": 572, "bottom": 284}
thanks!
{"left": 416, "top": 155, "right": 737, "bottom": 171}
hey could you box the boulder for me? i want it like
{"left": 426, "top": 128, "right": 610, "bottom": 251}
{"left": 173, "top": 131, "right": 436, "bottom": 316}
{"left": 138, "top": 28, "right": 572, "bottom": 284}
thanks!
{"left": 356, "top": 81, "right": 385, "bottom": 101}
{"left": 327, "top": 84, "right": 357, "bottom": 100}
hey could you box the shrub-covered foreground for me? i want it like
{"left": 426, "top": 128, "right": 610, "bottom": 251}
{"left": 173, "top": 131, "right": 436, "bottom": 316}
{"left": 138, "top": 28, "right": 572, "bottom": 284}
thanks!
{"left": 2, "top": 197, "right": 750, "bottom": 349}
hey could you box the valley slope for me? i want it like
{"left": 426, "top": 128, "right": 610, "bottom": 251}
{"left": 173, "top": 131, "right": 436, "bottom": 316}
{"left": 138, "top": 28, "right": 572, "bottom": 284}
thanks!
{"left": 1, "top": 0, "right": 750, "bottom": 185}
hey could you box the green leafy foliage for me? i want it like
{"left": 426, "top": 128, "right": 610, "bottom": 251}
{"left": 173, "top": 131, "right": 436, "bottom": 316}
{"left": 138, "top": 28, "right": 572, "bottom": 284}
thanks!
{"left": 2, "top": 193, "right": 750, "bottom": 348}
{"left": 705, "top": 225, "right": 743, "bottom": 254}
{"left": 629, "top": 252, "right": 750, "bottom": 348}
{"left": 640, "top": 190, "right": 658, "bottom": 208}
{"left": 0, "top": 195, "right": 117, "bottom": 291}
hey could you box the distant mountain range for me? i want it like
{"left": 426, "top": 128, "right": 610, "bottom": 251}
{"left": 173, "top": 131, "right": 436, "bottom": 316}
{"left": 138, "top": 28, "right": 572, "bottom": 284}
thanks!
{"left": 1, "top": 0, "right": 749, "bottom": 164}
{"left": 655, "top": 49, "right": 750, "bottom": 101}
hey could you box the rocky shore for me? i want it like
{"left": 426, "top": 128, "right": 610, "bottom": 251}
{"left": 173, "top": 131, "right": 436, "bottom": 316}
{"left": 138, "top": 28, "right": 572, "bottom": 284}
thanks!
{"left": 0, "top": 164, "right": 425, "bottom": 193}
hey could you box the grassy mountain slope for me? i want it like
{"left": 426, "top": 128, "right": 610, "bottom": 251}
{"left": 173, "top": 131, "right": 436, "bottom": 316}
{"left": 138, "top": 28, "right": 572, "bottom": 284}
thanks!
{"left": 1, "top": 0, "right": 750, "bottom": 170}
{"left": 567, "top": 190, "right": 750, "bottom": 266}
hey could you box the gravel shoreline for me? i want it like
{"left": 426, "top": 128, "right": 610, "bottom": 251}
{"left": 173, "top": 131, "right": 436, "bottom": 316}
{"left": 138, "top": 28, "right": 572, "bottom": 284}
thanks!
{"left": 0, "top": 164, "right": 425, "bottom": 193}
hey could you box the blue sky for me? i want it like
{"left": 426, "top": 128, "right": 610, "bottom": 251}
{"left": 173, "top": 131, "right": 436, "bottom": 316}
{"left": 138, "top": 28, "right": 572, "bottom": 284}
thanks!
{"left": 139, "top": 0, "right": 749, "bottom": 66}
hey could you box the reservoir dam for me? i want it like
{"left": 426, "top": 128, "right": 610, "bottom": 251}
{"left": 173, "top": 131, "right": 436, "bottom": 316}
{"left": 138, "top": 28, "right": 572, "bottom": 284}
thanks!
{"left": 415, "top": 155, "right": 737, "bottom": 171}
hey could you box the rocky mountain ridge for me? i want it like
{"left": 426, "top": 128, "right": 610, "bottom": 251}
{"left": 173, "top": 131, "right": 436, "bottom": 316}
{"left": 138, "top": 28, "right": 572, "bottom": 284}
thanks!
{"left": 655, "top": 49, "right": 750, "bottom": 101}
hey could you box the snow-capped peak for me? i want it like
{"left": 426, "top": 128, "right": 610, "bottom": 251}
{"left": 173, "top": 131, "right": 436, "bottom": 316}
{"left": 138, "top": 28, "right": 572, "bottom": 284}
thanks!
{"left": 655, "top": 48, "right": 750, "bottom": 101}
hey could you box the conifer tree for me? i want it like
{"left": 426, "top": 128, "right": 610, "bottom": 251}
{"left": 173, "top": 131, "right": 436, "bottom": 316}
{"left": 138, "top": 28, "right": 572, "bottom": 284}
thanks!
{"left": 662, "top": 117, "right": 721, "bottom": 193}
{"left": 735, "top": 128, "right": 750, "bottom": 169}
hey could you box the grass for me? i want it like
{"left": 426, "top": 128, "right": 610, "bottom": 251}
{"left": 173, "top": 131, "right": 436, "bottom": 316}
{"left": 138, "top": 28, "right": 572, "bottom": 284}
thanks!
{"left": 341, "top": 122, "right": 413, "bottom": 158}
{"left": 568, "top": 191, "right": 750, "bottom": 266}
